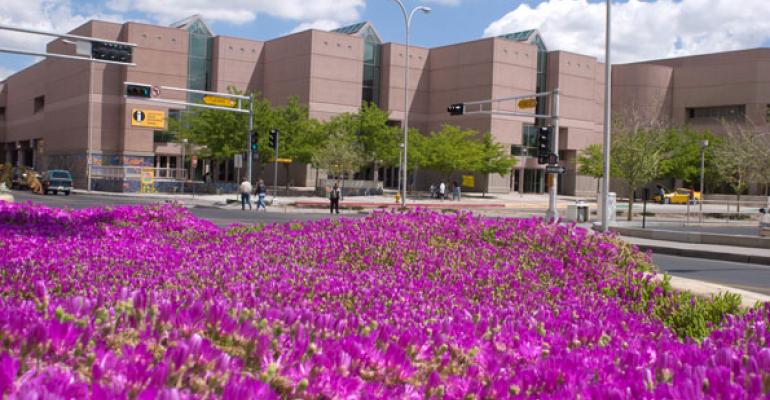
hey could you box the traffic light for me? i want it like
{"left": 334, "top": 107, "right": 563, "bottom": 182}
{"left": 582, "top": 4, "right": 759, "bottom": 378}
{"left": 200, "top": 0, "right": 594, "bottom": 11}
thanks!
{"left": 447, "top": 103, "right": 464, "bottom": 116}
{"left": 269, "top": 129, "right": 279, "bottom": 150}
{"left": 250, "top": 131, "right": 258, "bottom": 152}
{"left": 92, "top": 41, "right": 133, "bottom": 63}
{"left": 537, "top": 126, "right": 552, "bottom": 165}
{"left": 126, "top": 84, "right": 151, "bottom": 98}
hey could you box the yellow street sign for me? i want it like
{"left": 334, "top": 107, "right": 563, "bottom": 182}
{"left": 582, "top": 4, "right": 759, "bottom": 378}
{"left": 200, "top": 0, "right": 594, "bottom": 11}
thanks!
{"left": 131, "top": 109, "right": 166, "bottom": 129}
{"left": 268, "top": 158, "right": 293, "bottom": 164}
{"left": 203, "top": 95, "right": 236, "bottom": 108}
{"left": 462, "top": 175, "right": 475, "bottom": 188}
{"left": 518, "top": 98, "right": 537, "bottom": 109}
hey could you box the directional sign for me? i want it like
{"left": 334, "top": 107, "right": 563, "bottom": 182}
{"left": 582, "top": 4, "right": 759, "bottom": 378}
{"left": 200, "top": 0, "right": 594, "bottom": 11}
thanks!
{"left": 518, "top": 98, "right": 537, "bottom": 109}
{"left": 203, "top": 95, "right": 236, "bottom": 108}
{"left": 268, "top": 158, "right": 293, "bottom": 164}
{"left": 131, "top": 109, "right": 166, "bottom": 129}
{"left": 545, "top": 165, "right": 566, "bottom": 174}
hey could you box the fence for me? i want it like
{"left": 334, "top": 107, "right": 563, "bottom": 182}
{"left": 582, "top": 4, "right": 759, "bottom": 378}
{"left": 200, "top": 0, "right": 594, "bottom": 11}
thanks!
{"left": 615, "top": 195, "right": 770, "bottom": 226}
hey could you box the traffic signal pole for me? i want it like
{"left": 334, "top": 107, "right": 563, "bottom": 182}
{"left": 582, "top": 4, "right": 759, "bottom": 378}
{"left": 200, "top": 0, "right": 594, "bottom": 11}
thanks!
{"left": 448, "top": 89, "right": 561, "bottom": 222}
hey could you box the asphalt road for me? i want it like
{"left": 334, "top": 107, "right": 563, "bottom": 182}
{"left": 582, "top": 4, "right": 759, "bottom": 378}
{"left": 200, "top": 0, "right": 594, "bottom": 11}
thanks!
{"left": 652, "top": 254, "right": 770, "bottom": 296}
{"left": 8, "top": 190, "right": 365, "bottom": 226}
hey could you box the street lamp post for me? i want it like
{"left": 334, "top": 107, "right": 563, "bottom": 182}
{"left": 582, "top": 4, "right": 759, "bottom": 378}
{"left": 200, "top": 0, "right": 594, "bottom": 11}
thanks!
{"left": 699, "top": 139, "right": 709, "bottom": 223}
{"left": 600, "top": 0, "right": 613, "bottom": 232}
{"left": 389, "top": 0, "right": 431, "bottom": 207}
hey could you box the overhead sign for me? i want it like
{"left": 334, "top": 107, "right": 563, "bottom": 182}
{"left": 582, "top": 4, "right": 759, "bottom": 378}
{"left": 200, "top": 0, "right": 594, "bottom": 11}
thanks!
{"left": 131, "top": 109, "right": 166, "bottom": 129}
{"left": 462, "top": 175, "right": 475, "bottom": 188}
{"left": 545, "top": 165, "right": 566, "bottom": 174}
{"left": 518, "top": 98, "right": 537, "bottom": 109}
{"left": 268, "top": 158, "right": 293, "bottom": 164}
{"left": 203, "top": 95, "right": 236, "bottom": 108}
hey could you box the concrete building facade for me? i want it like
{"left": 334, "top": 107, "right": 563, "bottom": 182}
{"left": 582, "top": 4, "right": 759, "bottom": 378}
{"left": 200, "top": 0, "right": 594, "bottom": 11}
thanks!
{"left": 1, "top": 15, "right": 767, "bottom": 195}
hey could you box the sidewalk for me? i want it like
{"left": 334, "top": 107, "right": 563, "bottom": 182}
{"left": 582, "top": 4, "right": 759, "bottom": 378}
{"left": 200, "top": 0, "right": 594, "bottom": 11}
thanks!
{"left": 620, "top": 235, "right": 770, "bottom": 266}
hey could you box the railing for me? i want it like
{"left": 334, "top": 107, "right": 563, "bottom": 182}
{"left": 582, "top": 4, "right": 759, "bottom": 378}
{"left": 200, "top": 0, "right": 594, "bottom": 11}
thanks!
{"left": 90, "top": 165, "right": 187, "bottom": 180}
{"left": 614, "top": 196, "right": 770, "bottom": 226}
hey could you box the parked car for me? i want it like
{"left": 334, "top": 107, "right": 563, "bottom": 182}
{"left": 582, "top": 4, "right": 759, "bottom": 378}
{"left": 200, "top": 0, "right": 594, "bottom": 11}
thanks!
{"left": 42, "top": 170, "right": 73, "bottom": 196}
{"left": 653, "top": 187, "right": 701, "bottom": 204}
{"left": 11, "top": 167, "right": 42, "bottom": 190}
{"left": 760, "top": 208, "right": 770, "bottom": 237}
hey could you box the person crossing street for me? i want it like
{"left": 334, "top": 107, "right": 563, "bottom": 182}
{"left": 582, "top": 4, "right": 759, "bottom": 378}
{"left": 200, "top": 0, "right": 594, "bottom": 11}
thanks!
{"left": 239, "top": 177, "right": 252, "bottom": 210}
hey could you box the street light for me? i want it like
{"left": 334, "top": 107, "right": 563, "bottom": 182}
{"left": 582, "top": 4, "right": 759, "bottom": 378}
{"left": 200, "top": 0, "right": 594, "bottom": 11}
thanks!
{"left": 389, "top": 0, "right": 431, "bottom": 207}
{"left": 600, "top": 0, "right": 612, "bottom": 232}
{"left": 699, "top": 139, "right": 709, "bottom": 223}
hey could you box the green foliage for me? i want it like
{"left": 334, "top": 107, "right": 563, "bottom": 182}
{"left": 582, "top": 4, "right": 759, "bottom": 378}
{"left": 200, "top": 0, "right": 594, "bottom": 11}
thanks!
{"left": 419, "top": 125, "right": 483, "bottom": 179}
{"left": 357, "top": 102, "right": 401, "bottom": 168}
{"left": 660, "top": 127, "right": 718, "bottom": 185}
{"left": 311, "top": 126, "right": 365, "bottom": 180}
{"left": 623, "top": 273, "right": 744, "bottom": 341}
{"left": 474, "top": 132, "right": 517, "bottom": 176}
{"left": 712, "top": 122, "right": 757, "bottom": 198}
{"left": 577, "top": 144, "right": 605, "bottom": 179}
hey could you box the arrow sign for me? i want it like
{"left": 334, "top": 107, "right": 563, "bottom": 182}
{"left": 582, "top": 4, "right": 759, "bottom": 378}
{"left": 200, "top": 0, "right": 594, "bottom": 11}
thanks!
{"left": 203, "top": 95, "right": 236, "bottom": 108}
{"left": 518, "top": 98, "right": 537, "bottom": 109}
{"left": 545, "top": 165, "right": 566, "bottom": 174}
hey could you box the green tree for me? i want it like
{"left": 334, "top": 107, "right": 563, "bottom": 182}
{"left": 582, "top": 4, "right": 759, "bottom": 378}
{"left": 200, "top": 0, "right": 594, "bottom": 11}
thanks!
{"left": 661, "top": 126, "right": 717, "bottom": 186}
{"left": 577, "top": 143, "right": 605, "bottom": 194}
{"left": 472, "top": 132, "right": 517, "bottom": 197}
{"left": 713, "top": 121, "right": 764, "bottom": 211}
{"left": 356, "top": 102, "right": 401, "bottom": 182}
{"left": 311, "top": 127, "right": 365, "bottom": 189}
{"left": 420, "top": 125, "right": 482, "bottom": 180}
{"left": 612, "top": 126, "right": 668, "bottom": 221}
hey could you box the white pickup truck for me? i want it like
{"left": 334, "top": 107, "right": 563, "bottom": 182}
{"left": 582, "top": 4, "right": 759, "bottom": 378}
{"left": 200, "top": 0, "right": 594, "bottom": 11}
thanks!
{"left": 760, "top": 208, "right": 770, "bottom": 237}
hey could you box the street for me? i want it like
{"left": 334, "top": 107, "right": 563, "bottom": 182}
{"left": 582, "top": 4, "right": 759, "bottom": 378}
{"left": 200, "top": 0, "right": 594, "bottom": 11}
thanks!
{"left": 652, "top": 254, "right": 770, "bottom": 296}
{"left": 8, "top": 191, "right": 365, "bottom": 226}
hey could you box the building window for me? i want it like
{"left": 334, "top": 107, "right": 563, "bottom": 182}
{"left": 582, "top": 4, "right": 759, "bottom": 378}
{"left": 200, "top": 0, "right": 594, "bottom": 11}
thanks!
{"left": 185, "top": 20, "right": 213, "bottom": 103}
{"left": 34, "top": 96, "right": 45, "bottom": 113}
{"left": 0, "top": 107, "right": 5, "bottom": 121}
{"left": 361, "top": 26, "right": 381, "bottom": 106}
{"left": 766, "top": 104, "right": 770, "bottom": 123}
{"left": 686, "top": 105, "right": 745, "bottom": 121}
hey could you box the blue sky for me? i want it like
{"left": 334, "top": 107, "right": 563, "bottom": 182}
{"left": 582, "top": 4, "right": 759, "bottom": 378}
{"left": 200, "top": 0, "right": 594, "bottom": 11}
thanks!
{"left": 2, "top": 0, "right": 770, "bottom": 80}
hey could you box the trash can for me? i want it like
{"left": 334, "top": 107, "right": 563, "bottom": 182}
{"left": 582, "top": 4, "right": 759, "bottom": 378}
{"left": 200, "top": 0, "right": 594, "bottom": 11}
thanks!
{"left": 566, "top": 201, "right": 590, "bottom": 222}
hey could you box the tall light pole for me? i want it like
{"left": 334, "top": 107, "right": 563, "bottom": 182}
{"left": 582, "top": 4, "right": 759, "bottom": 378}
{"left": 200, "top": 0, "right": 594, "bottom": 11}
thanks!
{"left": 699, "top": 139, "right": 709, "bottom": 223}
{"left": 180, "top": 138, "right": 188, "bottom": 193}
{"left": 389, "top": 0, "right": 431, "bottom": 207}
{"left": 600, "top": 0, "right": 613, "bottom": 232}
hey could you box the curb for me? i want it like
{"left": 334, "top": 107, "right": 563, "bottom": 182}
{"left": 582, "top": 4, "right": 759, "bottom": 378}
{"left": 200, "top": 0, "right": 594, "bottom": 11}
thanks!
{"left": 612, "top": 226, "right": 769, "bottom": 249}
{"left": 633, "top": 243, "right": 770, "bottom": 266}
{"left": 294, "top": 201, "right": 506, "bottom": 209}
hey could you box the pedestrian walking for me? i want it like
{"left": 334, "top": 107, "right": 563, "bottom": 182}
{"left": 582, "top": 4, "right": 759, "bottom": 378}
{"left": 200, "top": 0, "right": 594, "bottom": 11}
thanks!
{"left": 452, "top": 180, "right": 461, "bottom": 201}
{"left": 429, "top": 183, "right": 436, "bottom": 199}
{"left": 255, "top": 179, "right": 267, "bottom": 211}
{"left": 439, "top": 181, "right": 446, "bottom": 200}
{"left": 330, "top": 183, "right": 341, "bottom": 214}
{"left": 239, "top": 177, "right": 252, "bottom": 210}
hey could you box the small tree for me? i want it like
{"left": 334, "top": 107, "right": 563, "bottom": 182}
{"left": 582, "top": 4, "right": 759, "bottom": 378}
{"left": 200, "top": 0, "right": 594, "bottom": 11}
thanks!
{"left": 472, "top": 132, "right": 517, "bottom": 197}
{"left": 713, "top": 121, "right": 765, "bottom": 211}
{"left": 420, "top": 125, "right": 482, "bottom": 180}
{"left": 577, "top": 144, "right": 604, "bottom": 194}
{"left": 612, "top": 126, "right": 668, "bottom": 221}
{"left": 356, "top": 102, "right": 401, "bottom": 182}
{"left": 311, "top": 129, "right": 365, "bottom": 192}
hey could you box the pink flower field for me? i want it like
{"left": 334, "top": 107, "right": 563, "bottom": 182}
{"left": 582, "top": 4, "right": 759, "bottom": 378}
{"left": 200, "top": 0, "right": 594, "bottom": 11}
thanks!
{"left": 0, "top": 203, "right": 768, "bottom": 399}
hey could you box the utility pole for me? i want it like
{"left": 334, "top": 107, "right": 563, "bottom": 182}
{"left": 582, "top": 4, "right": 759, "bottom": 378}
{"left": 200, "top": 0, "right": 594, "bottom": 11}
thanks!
{"left": 600, "top": 0, "right": 613, "bottom": 232}
{"left": 546, "top": 89, "right": 560, "bottom": 222}
{"left": 699, "top": 139, "right": 708, "bottom": 223}
{"left": 247, "top": 94, "right": 254, "bottom": 183}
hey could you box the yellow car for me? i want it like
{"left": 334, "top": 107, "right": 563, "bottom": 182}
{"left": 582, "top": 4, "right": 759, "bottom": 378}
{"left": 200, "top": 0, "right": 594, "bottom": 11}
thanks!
{"left": 653, "top": 188, "right": 701, "bottom": 204}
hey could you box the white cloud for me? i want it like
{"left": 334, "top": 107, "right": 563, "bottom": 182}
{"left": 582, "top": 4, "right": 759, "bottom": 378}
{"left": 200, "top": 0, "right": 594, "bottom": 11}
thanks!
{"left": 290, "top": 20, "right": 344, "bottom": 34}
{"left": 484, "top": 0, "right": 770, "bottom": 63}
{"left": 0, "top": 0, "right": 124, "bottom": 55}
{"left": 106, "top": 0, "right": 365, "bottom": 26}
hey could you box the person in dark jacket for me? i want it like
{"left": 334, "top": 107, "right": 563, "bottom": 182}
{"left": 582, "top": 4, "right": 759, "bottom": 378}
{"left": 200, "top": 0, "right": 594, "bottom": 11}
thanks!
{"left": 255, "top": 179, "right": 267, "bottom": 210}
{"left": 330, "top": 183, "right": 341, "bottom": 214}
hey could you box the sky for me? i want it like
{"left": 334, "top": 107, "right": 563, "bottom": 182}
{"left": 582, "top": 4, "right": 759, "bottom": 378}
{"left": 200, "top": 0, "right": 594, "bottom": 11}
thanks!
{"left": 1, "top": 0, "right": 770, "bottom": 81}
